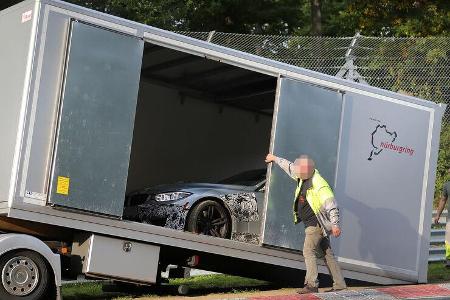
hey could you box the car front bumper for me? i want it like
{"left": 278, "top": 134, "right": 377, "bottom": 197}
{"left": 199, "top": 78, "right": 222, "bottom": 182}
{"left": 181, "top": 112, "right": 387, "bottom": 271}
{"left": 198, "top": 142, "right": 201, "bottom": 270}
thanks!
{"left": 124, "top": 201, "right": 190, "bottom": 231}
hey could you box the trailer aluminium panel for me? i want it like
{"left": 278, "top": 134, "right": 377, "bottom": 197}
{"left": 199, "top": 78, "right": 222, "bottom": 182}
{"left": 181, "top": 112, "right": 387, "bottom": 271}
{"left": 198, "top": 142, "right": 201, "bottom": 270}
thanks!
{"left": 0, "top": 0, "right": 446, "bottom": 297}
{"left": 48, "top": 20, "right": 143, "bottom": 216}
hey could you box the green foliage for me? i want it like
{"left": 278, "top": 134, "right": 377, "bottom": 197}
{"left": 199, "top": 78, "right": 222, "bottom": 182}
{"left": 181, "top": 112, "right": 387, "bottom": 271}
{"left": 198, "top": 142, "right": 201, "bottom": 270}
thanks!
{"left": 170, "top": 274, "right": 268, "bottom": 289}
{"left": 428, "top": 261, "right": 450, "bottom": 283}
{"left": 435, "top": 124, "right": 450, "bottom": 205}
{"left": 67, "top": 0, "right": 450, "bottom": 37}
{"left": 67, "top": 0, "right": 188, "bottom": 30}
{"left": 355, "top": 37, "right": 450, "bottom": 103}
{"left": 61, "top": 282, "right": 107, "bottom": 299}
{"left": 61, "top": 275, "right": 270, "bottom": 299}
{"left": 294, "top": 0, "right": 352, "bottom": 36}
{"left": 338, "top": 0, "right": 450, "bottom": 37}
{"left": 67, "top": 0, "right": 305, "bottom": 34}
{"left": 183, "top": 0, "right": 302, "bottom": 34}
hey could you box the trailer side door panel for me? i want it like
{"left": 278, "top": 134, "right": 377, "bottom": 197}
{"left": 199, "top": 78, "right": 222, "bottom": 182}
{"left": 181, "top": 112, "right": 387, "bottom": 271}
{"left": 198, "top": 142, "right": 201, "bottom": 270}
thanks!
{"left": 263, "top": 77, "right": 343, "bottom": 250}
{"left": 48, "top": 21, "right": 143, "bottom": 217}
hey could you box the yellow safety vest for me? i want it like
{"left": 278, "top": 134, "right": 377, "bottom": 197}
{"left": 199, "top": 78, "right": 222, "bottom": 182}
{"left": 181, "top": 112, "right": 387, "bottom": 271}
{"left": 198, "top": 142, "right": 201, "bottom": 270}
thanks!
{"left": 292, "top": 170, "right": 334, "bottom": 224}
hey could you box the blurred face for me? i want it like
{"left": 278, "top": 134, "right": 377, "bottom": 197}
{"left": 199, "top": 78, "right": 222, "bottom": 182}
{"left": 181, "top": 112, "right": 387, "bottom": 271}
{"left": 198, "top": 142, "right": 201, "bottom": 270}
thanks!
{"left": 293, "top": 157, "right": 315, "bottom": 180}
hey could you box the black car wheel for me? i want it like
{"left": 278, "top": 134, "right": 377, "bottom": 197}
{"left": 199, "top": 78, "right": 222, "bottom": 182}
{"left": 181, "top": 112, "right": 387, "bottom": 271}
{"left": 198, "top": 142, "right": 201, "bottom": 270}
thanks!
{"left": 187, "top": 200, "right": 231, "bottom": 238}
{"left": 0, "top": 250, "right": 50, "bottom": 300}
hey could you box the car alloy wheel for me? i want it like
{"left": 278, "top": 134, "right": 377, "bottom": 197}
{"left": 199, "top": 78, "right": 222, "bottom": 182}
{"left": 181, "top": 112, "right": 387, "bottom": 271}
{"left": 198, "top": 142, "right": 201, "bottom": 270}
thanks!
{"left": 188, "top": 200, "right": 230, "bottom": 239}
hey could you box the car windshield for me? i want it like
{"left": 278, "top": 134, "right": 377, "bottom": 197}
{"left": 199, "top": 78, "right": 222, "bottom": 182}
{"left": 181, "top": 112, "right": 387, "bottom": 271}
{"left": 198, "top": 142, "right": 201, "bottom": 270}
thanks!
{"left": 218, "top": 169, "right": 266, "bottom": 186}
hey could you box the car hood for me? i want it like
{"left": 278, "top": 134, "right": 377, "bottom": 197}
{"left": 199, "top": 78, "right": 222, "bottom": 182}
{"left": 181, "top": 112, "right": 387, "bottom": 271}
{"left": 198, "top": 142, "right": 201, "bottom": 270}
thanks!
{"left": 140, "top": 182, "right": 254, "bottom": 194}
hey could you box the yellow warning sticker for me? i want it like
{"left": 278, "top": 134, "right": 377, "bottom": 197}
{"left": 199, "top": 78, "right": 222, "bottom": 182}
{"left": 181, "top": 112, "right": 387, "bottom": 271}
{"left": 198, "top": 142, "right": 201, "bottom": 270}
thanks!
{"left": 56, "top": 176, "right": 70, "bottom": 196}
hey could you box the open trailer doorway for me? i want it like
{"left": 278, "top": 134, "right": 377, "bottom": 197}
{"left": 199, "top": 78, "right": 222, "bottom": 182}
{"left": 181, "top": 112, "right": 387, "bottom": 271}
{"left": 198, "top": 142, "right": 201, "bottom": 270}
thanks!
{"left": 123, "top": 42, "right": 278, "bottom": 245}
{"left": 127, "top": 43, "right": 277, "bottom": 190}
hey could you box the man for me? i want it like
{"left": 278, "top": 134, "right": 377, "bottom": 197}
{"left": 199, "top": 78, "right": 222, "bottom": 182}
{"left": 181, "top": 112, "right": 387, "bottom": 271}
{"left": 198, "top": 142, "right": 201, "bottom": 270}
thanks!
{"left": 433, "top": 167, "right": 450, "bottom": 267}
{"left": 265, "top": 153, "right": 346, "bottom": 294}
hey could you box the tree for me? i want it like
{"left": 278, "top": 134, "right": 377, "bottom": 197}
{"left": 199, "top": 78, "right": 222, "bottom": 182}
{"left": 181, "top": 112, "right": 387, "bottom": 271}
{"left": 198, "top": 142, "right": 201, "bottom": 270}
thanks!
{"left": 67, "top": 0, "right": 306, "bottom": 35}
{"left": 67, "top": 0, "right": 189, "bottom": 30}
{"left": 3, "top": 0, "right": 450, "bottom": 37}
{"left": 337, "top": 0, "right": 450, "bottom": 37}
{"left": 310, "top": 0, "right": 322, "bottom": 35}
{"left": 294, "top": 0, "right": 350, "bottom": 36}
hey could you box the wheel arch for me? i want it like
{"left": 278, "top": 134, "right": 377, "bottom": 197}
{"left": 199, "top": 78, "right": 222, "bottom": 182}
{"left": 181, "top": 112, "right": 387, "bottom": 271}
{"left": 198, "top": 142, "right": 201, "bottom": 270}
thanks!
{"left": 184, "top": 197, "right": 234, "bottom": 234}
{"left": 0, "top": 234, "right": 61, "bottom": 287}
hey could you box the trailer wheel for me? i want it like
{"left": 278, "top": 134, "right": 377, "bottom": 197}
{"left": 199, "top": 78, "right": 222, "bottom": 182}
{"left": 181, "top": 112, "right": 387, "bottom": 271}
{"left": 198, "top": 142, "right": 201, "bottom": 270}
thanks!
{"left": 0, "top": 250, "right": 50, "bottom": 300}
{"left": 187, "top": 200, "right": 231, "bottom": 239}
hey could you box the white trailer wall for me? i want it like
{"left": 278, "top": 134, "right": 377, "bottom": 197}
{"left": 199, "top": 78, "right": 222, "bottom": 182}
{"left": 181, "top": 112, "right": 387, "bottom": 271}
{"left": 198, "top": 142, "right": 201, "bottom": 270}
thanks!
{"left": 0, "top": 1, "right": 36, "bottom": 207}
{"left": 127, "top": 80, "right": 273, "bottom": 192}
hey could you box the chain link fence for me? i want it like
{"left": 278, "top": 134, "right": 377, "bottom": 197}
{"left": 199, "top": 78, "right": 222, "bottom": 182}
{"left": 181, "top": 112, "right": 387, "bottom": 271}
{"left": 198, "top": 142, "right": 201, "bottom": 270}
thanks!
{"left": 179, "top": 31, "right": 449, "bottom": 126}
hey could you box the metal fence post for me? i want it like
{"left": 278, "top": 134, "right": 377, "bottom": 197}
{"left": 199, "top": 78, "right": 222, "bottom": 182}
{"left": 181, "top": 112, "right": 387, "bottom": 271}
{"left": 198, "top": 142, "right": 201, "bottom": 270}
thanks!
{"left": 207, "top": 31, "right": 216, "bottom": 43}
{"left": 336, "top": 32, "right": 368, "bottom": 84}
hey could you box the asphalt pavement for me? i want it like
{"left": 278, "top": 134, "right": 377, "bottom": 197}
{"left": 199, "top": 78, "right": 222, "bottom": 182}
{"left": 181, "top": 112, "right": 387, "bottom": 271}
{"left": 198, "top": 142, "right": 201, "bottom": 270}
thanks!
{"left": 227, "top": 283, "right": 450, "bottom": 300}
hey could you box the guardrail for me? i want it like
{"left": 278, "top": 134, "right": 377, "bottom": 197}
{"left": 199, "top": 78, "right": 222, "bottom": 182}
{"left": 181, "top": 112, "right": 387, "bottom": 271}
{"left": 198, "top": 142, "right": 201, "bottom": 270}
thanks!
{"left": 429, "top": 210, "right": 447, "bottom": 262}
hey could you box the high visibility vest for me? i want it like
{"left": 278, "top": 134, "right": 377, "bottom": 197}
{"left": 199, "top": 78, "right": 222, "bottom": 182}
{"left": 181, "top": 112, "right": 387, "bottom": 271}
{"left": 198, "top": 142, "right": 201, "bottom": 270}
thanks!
{"left": 446, "top": 241, "right": 450, "bottom": 260}
{"left": 446, "top": 222, "right": 450, "bottom": 260}
{"left": 292, "top": 170, "right": 334, "bottom": 224}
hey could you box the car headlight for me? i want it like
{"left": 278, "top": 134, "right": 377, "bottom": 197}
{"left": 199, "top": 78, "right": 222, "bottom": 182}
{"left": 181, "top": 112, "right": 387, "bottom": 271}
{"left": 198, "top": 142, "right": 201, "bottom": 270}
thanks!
{"left": 154, "top": 192, "right": 192, "bottom": 202}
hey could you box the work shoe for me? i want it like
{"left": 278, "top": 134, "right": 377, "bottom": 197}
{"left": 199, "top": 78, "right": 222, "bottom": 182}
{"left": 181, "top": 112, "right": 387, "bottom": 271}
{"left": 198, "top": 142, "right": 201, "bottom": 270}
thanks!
{"left": 296, "top": 285, "right": 318, "bottom": 294}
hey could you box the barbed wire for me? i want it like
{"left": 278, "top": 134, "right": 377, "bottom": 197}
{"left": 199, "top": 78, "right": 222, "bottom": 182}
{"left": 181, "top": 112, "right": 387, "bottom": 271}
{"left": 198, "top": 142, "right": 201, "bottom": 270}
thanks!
{"left": 179, "top": 31, "right": 449, "bottom": 126}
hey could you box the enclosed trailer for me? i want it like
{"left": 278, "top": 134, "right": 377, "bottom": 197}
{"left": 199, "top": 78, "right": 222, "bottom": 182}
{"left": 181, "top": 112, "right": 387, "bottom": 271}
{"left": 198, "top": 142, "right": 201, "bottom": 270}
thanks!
{"left": 0, "top": 0, "right": 446, "bottom": 299}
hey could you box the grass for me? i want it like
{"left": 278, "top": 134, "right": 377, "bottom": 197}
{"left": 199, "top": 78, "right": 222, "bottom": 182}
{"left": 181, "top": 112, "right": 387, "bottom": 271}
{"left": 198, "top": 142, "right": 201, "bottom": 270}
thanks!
{"left": 61, "top": 263, "right": 450, "bottom": 299}
{"left": 62, "top": 282, "right": 113, "bottom": 300}
{"left": 170, "top": 274, "right": 268, "bottom": 290}
{"left": 61, "top": 274, "right": 271, "bottom": 299}
{"left": 428, "top": 261, "right": 450, "bottom": 283}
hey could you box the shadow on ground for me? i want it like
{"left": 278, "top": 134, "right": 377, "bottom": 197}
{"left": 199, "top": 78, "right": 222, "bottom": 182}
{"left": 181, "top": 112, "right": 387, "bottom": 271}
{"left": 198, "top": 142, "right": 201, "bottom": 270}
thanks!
{"left": 62, "top": 283, "right": 285, "bottom": 300}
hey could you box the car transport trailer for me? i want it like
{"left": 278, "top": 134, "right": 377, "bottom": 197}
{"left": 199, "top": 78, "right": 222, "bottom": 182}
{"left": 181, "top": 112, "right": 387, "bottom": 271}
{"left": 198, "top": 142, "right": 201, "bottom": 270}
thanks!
{"left": 0, "top": 0, "right": 446, "bottom": 299}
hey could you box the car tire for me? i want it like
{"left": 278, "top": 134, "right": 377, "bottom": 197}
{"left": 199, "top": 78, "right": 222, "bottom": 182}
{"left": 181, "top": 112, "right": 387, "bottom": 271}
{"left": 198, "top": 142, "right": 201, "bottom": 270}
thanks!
{"left": 187, "top": 200, "right": 231, "bottom": 239}
{"left": 0, "top": 250, "right": 50, "bottom": 300}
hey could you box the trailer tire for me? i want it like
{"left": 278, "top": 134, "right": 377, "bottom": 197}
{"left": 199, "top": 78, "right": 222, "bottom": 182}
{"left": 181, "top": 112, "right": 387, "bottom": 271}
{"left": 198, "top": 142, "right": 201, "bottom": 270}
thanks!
{"left": 187, "top": 200, "right": 231, "bottom": 239}
{"left": 0, "top": 250, "right": 50, "bottom": 300}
